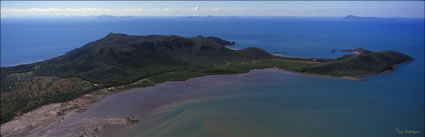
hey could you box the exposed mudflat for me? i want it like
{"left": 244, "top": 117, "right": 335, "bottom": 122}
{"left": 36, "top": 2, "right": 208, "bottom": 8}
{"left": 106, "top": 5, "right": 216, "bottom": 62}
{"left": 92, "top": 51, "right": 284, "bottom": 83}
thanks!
{"left": 1, "top": 68, "right": 295, "bottom": 137}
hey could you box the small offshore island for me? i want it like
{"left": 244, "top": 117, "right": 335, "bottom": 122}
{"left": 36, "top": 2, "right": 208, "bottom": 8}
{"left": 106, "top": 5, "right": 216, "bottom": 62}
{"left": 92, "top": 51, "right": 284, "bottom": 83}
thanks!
{"left": 0, "top": 33, "right": 413, "bottom": 136}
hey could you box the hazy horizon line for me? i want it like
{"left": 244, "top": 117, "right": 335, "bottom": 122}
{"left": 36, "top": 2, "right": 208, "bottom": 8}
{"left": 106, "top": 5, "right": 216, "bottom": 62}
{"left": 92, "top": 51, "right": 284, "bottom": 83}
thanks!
{"left": 2, "top": 15, "right": 424, "bottom": 19}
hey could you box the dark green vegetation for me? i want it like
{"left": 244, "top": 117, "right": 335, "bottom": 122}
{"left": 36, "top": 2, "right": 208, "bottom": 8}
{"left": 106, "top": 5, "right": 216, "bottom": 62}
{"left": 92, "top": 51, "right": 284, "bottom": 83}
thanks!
{"left": 0, "top": 33, "right": 412, "bottom": 124}
{"left": 340, "top": 48, "right": 369, "bottom": 53}
{"left": 300, "top": 50, "right": 412, "bottom": 76}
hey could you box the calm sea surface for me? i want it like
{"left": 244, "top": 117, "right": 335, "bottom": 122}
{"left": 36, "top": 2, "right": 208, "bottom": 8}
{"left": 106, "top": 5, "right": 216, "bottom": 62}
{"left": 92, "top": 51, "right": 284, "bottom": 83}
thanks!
{"left": 1, "top": 17, "right": 424, "bottom": 137}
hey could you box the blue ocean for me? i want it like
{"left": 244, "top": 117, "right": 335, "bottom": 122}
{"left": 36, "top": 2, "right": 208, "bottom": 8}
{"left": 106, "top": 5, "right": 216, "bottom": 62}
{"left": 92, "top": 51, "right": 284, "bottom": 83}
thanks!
{"left": 1, "top": 17, "right": 424, "bottom": 137}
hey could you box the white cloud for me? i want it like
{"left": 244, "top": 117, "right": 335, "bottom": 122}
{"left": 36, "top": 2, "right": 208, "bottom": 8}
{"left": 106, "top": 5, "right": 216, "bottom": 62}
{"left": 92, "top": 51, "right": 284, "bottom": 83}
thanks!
{"left": 1, "top": 7, "right": 250, "bottom": 17}
{"left": 193, "top": 6, "right": 199, "bottom": 11}
{"left": 2, "top": 6, "right": 422, "bottom": 17}
{"left": 1, "top": 8, "right": 112, "bottom": 16}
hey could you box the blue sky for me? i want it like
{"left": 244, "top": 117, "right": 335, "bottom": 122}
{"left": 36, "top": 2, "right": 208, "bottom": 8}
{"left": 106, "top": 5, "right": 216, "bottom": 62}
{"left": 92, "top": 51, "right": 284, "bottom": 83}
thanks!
{"left": 1, "top": 1, "right": 424, "bottom": 17}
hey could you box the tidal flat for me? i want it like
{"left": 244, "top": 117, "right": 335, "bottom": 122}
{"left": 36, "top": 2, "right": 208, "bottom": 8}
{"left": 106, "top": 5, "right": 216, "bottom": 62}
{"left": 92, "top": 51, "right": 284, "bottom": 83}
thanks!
{"left": 2, "top": 65, "right": 424, "bottom": 137}
{"left": 99, "top": 67, "right": 424, "bottom": 137}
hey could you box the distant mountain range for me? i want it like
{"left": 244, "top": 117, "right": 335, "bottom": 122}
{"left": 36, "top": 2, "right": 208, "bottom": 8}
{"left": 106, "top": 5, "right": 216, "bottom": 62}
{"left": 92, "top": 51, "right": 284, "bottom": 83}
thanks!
{"left": 343, "top": 15, "right": 401, "bottom": 20}
{"left": 96, "top": 14, "right": 133, "bottom": 18}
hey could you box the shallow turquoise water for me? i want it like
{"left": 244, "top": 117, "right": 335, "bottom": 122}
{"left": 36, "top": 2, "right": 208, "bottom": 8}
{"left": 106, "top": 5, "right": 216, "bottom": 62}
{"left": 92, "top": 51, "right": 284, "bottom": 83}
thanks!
{"left": 1, "top": 17, "right": 423, "bottom": 137}
{"left": 101, "top": 67, "right": 423, "bottom": 137}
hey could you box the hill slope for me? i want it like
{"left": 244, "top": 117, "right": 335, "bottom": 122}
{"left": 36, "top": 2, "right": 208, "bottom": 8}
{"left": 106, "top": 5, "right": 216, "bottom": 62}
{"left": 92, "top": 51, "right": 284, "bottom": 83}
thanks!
{"left": 300, "top": 50, "right": 413, "bottom": 76}
{"left": 0, "top": 33, "right": 412, "bottom": 124}
{"left": 4, "top": 33, "right": 272, "bottom": 88}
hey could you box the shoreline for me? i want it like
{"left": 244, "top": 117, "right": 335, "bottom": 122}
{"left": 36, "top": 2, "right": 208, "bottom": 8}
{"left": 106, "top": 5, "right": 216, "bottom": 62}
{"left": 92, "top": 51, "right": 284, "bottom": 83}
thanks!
{"left": 0, "top": 59, "right": 413, "bottom": 136}
{"left": 1, "top": 68, "right": 290, "bottom": 137}
{"left": 271, "top": 53, "right": 312, "bottom": 59}
{"left": 288, "top": 59, "right": 413, "bottom": 81}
